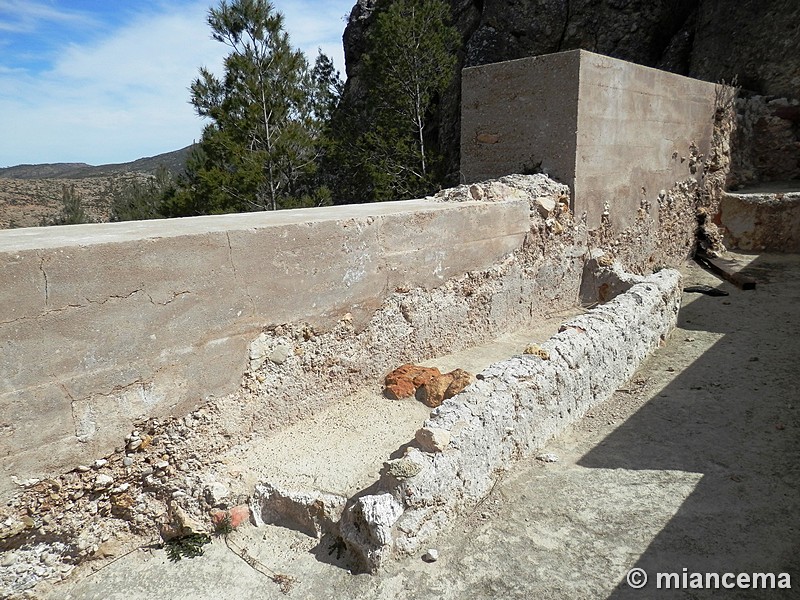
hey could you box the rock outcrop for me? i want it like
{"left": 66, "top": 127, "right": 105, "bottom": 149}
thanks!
{"left": 341, "top": 0, "right": 800, "bottom": 182}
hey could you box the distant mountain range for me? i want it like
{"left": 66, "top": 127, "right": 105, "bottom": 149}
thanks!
{"left": 0, "top": 146, "right": 193, "bottom": 180}
{"left": 0, "top": 146, "right": 194, "bottom": 229}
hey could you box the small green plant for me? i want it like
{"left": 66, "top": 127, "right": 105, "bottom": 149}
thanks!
{"left": 164, "top": 533, "right": 211, "bottom": 561}
{"left": 213, "top": 512, "right": 234, "bottom": 538}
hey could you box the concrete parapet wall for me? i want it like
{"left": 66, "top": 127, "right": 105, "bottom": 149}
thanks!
{"left": 0, "top": 199, "right": 529, "bottom": 497}
{"left": 461, "top": 50, "right": 718, "bottom": 231}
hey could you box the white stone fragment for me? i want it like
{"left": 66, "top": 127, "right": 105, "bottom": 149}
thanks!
{"left": 422, "top": 548, "right": 439, "bottom": 563}
{"left": 536, "top": 452, "right": 560, "bottom": 463}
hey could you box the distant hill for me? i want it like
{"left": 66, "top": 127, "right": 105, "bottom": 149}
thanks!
{"left": 0, "top": 146, "right": 194, "bottom": 229}
{"left": 0, "top": 146, "right": 193, "bottom": 180}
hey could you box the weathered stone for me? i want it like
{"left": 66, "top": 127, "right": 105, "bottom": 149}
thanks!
{"left": 418, "top": 375, "right": 451, "bottom": 408}
{"left": 534, "top": 196, "right": 556, "bottom": 218}
{"left": 340, "top": 493, "right": 404, "bottom": 573}
{"left": 203, "top": 482, "right": 230, "bottom": 507}
{"left": 536, "top": 452, "right": 560, "bottom": 463}
{"left": 422, "top": 548, "right": 439, "bottom": 563}
{"left": 251, "top": 482, "right": 346, "bottom": 539}
{"left": 523, "top": 344, "right": 550, "bottom": 360}
{"left": 0, "top": 520, "right": 25, "bottom": 540}
{"left": 476, "top": 132, "right": 500, "bottom": 144}
{"left": 385, "top": 457, "right": 423, "bottom": 480}
{"left": 384, "top": 364, "right": 441, "bottom": 400}
{"left": 468, "top": 184, "right": 484, "bottom": 201}
{"left": 228, "top": 505, "right": 250, "bottom": 528}
{"left": 418, "top": 369, "right": 474, "bottom": 408}
{"left": 248, "top": 333, "right": 270, "bottom": 371}
{"left": 93, "top": 474, "right": 113, "bottom": 490}
{"left": 160, "top": 505, "right": 207, "bottom": 542}
{"left": 95, "top": 540, "right": 124, "bottom": 559}
{"left": 269, "top": 345, "right": 291, "bottom": 365}
{"left": 211, "top": 504, "right": 250, "bottom": 530}
{"left": 415, "top": 427, "right": 452, "bottom": 453}
{"left": 109, "top": 483, "right": 130, "bottom": 494}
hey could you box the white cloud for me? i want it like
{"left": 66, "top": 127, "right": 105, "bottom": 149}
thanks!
{"left": 0, "top": 0, "right": 97, "bottom": 33}
{"left": 0, "top": 0, "right": 352, "bottom": 166}
{"left": 0, "top": 1, "right": 223, "bottom": 165}
{"left": 273, "top": 0, "right": 352, "bottom": 76}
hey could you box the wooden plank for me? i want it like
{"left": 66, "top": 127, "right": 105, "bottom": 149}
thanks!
{"left": 694, "top": 252, "right": 757, "bottom": 290}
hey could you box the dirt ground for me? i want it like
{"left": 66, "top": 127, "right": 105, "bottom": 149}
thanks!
{"left": 46, "top": 252, "right": 800, "bottom": 599}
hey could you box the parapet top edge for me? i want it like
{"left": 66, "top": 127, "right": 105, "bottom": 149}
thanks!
{"left": 0, "top": 197, "right": 521, "bottom": 253}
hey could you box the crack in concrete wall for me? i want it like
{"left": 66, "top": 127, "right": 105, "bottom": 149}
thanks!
{"left": 225, "top": 231, "right": 256, "bottom": 314}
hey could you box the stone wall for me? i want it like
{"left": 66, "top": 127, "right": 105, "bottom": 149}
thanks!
{"left": 728, "top": 94, "right": 800, "bottom": 190}
{"left": 718, "top": 187, "right": 800, "bottom": 252}
{"left": 338, "top": 261, "right": 683, "bottom": 571}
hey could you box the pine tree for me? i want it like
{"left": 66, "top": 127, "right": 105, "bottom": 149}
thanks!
{"left": 164, "top": 0, "right": 340, "bottom": 216}
{"left": 364, "top": 0, "right": 459, "bottom": 182}
{"left": 109, "top": 167, "right": 174, "bottom": 222}
{"left": 47, "top": 184, "right": 90, "bottom": 225}
{"left": 327, "top": 0, "right": 460, "bottom": 203}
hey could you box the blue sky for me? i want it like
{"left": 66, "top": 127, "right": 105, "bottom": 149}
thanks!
{"left": 0, "top": 0, "right": 354, "bottom": 167}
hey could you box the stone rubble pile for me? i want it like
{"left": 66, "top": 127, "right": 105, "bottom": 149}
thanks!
{"left": 0, "top": 408, "right": 248, "bottom": 598}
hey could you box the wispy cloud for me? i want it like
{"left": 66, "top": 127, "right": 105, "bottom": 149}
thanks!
{"left": 0, "top": 0, "right": 352, "bottom": 166}
{"left": 0, "top": 0, "right": 97, "bottom": 34}
{"left": 0, "top": 1, "right": 223, "bottom": 165}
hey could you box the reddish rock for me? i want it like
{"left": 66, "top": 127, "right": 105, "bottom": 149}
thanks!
{"left": 419, "top": 369, "right": 475, "bottom": 408}
{"left": 384, "top": 364, "right": 441, "bottom": 400}
{"left": 211, "top": 504, "right": 250, "bottom": 530}
{"left": 228, "top": 504, "right": 250, "bottom": 528}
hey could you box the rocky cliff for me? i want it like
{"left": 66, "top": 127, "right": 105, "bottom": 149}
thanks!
{"left": 342, "top": 0, "right": 800, "bottom": 183}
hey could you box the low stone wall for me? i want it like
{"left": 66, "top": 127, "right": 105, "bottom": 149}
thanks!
{"left": 718, "top": 188, "right": 800, "bottom": 252}
{"left": 338, "top": 263, "right": 682, "bottom": 571}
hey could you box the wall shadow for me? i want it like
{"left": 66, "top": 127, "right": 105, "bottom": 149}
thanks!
{"left": 577, "top": 253, "right": 800, "bottom": 598}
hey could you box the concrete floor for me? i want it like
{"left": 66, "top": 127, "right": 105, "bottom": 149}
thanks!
{"left": 51, "top": 253, "right": 800, "bottom": 600}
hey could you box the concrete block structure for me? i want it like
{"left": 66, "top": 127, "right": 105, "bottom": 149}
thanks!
{"left": 461, "top": 49, "right": 719, "bottom": 230}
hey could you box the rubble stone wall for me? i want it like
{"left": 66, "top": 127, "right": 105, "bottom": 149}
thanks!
{"left": 339, "top": 261, "right": 683, "bottom": 571}
{"left": 728, "top": 94, "right": 800, "bottom": 189}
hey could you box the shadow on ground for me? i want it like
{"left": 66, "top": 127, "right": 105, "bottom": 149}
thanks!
{"left": 578, "top": 254, "right": 800, "bottom": 598}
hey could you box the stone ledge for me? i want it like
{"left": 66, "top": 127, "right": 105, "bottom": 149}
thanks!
{"left": 718, "top": 187, "right": 800, "bottom": 252}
